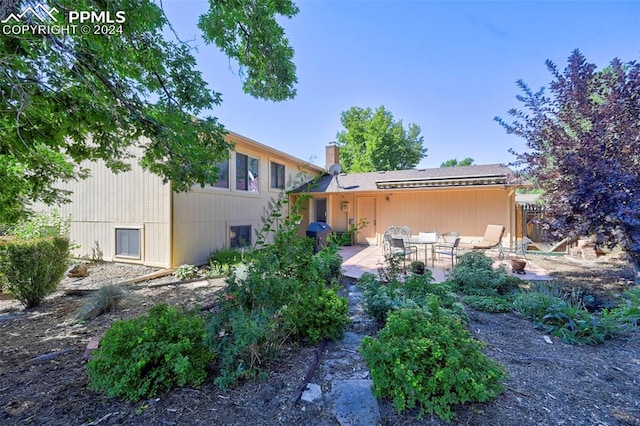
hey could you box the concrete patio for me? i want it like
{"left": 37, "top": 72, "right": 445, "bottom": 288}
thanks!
{"left": 338, "top": 245, "right": 551, "bottom": 283}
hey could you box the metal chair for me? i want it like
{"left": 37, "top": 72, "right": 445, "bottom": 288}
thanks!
{"left": 434, "top": 232, "right": 461, "bottom": 268}
{"left": 383, "top": 226, "right": 418, "bottom": 267}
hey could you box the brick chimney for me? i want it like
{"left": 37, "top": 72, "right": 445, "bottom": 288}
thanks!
{"left": 326, "top": 144, "right": 340, "bottom": 169}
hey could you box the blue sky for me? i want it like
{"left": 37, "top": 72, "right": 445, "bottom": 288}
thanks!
{"left": 161, "top": 0, "right": 640, "bottom": 170}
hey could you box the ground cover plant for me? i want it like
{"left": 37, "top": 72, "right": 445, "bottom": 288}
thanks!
{"left": 513, "top": 283, "right": 640, "bottom": 345}
{"left": 446, "top": 251, "right": 639, "bottom": 346}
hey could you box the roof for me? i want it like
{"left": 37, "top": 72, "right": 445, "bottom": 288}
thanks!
{"left": 293, "top": 164, "right": 517, "bottom": 193}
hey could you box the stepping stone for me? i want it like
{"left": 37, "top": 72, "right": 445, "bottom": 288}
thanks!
{"left": 330, "top": 379, "right": 380, "bottom": 426}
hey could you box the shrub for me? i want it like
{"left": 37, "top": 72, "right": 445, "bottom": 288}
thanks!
{"left": 175, "top": 264, "right": 199, "bottom": 280}
{"left": 448, "top": 252, "right": 519, "bottom": 296}
{"left": 74, "top": 284, "right": 128, "bottom": 321}
{"left": 358, "top": 273, "right": 403, "bottom": 324}
{"left": 7, "top": 209, "right": 71, "bottom": 240}
{"left": 359, "top": 273, "right": 467, "bottom": 325}
{"left": 0, "top": 237, "right": 69, "bottom": 307}
{"left": 87, "top": 304, "right": 213, "bottom": 402}
{"left": 209, "top": 247, "right": 244, "bottom": 267}
{"left": 512, "top": 283, "right": 566, "bottom": 320}
{"left": 361, "top": 306, "right": 506, "bottom": 421}
{"left": 463, "top": 295, "right": 513, "bottom": 313}
{"left": 282, "top": 282, "right": 350, "bottom": 344}
{"left": 409, "top": 260, "right": 425, "bottom": 275}
{"left": 312, "top": 245, "right": 343, "bottom": 285}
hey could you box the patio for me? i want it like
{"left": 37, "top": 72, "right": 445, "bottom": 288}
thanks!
{"left": 338, "top": 245, "right": 551, "bottom": 283}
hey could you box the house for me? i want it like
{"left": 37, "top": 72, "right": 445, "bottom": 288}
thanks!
{"left": 294, "top": 145, "right": 520, "bottom": 249}
{"left": 48, "top": 131, "right": 323, "bottom": 268}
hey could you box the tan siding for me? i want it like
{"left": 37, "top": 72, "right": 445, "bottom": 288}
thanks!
{"left": 324, "top": 186, "right": 514, "bottom": 247}
{"left": 34, "top": 143, "right": 172, "bottom": 267}
{"left": 172, "top": 139, "right": 319, "bottom": 267}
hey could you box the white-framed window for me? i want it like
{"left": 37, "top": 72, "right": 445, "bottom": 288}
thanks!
{"left": 236, "top": 153, "right": 259, "bottom": 192}
{"left": 115, "top": 228, "right": 141, "bottom": 259}
{"left": 213, "top": 159, "right": 229, "bottom": 188}
{"left": 270, "top": 161, "right": 285, "bottom": 189}
{"left": 230, "top": 225, "right": 252, "bottom": 248}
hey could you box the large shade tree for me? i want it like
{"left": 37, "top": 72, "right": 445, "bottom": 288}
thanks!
{"left": 335, "top": 106, "right": 426, "bottom": 173}
{"left": 496, "top": 50, "right": 640, "bottom": 284}
{"left": 440, "top": 158, "right": 474, "bottom": 168}
{"left": 0, "top": 0, "right": 298, "bottom": 223}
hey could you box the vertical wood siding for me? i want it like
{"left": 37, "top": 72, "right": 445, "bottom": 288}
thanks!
{"left": 172, "top": 139, "right": 319, "bottom": 266}
{"left": 324, "top": 186, "right": 515, "bottom": 247}
{"left": 35, "top": 144, "right": 172, "bottom": 267}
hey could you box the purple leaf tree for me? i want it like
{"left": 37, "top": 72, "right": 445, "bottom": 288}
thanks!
{"left": 496, "top": 50, "right": 640, "bottom": 284}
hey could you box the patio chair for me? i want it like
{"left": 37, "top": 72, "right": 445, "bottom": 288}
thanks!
{"left": 383, "top": 226, "right": 418, "bottom": 267}
{"left": 434, "top": 233, "right": 461, "bottom": 268}
{"left": 458, "top": 224, "right": 506, "bottom": 259}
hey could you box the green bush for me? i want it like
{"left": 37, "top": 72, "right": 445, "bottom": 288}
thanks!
{"left": 209, "top": 247, "right": 244, "bottom": 267}
{"left": 282, "top": 282, "right": 350, "bottom": 344}
{"left": 463, "top": 295, "right": 513, "bottom": 313}
{"left": 512, "top": 283, "right": 565, "bottom": 320}
{"left": 312, "top": 245, "right": 344, "bottom": 285}
{"left": 0, "top": 236, "right": 69, "bottom": 307}
{"left": 7, "top": 209, "right": 71, "bottom": 240}
{"left": 361, "top": 306, "right": 506, "bottom": 421}
{"left": 207, "top": 306, "right": 287, "bottom": 389}
{"left": 358, "top": 273, "right": 404, "bottom": 324}
{"left": 448, "top": 252, "right": 519, "bottom": 296}
{"left": 514, "top": 283, "right": 639, "bottom": 345}
{"left": 409, "top": 260, "right": 425, "bottom": 275}
{"left": 87, "top": 304, "right": 213, "bottom": 402}
{"left": 359, "top": 273, "right": 467, "bottom": 325}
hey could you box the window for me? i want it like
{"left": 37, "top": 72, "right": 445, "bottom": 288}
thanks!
{"left": 270, "top": 162, "right": 286, "bottom": 189}
{"left": 213, "top": 159, "right": 229, "bottom": 188}
{"left": 115, "top": 228, "right": 140, "bottom": 258}
{"left": 236, "top": 153, "right": 259, "bottom": 192}
{"left": 230, "top": 225, "right": 252, "bottom": 248}
{"left": 315, "top": 198, "right": 327, "bottom": 223}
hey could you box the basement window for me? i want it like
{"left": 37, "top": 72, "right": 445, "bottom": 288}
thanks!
{"left": 115, "top": 228, "right": 141, "bottom": 258}
{"left": 230, "top": 225, "right": 252, "bottom": 248}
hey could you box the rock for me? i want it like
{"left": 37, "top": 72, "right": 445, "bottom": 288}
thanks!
{"left": 67, "top": 263, "right": 89, "bottom": 278}
{"left": 301, "top": 383, "right": 322, "bottom": 403}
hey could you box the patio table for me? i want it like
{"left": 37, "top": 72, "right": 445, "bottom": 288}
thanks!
{"left": 409, "top": 236, "right": 438, "bottom": 267}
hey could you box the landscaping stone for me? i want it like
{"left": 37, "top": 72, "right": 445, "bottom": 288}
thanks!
{"left": 301, "top": 383, "right": 322, "bottom": 403}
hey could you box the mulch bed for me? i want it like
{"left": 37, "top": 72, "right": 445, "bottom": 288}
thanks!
{"left": 1, "top": 256, "right": 638, "bottom": 425}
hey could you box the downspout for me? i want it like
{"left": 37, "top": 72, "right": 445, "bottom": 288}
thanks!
{"left": 169, "top": 182, "right": 174, "bottom": 268}
{"left": 507, "top": 188, "right": 516, "bottom": 250}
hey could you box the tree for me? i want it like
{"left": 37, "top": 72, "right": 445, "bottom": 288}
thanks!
{"left": 335, "top": 106, "right": 426, "bottom": 172}
{"left": 496, "top": 50, "right": 640, "bottom": 284}
{"left": 440, "top": 158, "right": 474, "bottom": 168}
{"left": 0, "top": 0, "right": 298, "bottom": 223}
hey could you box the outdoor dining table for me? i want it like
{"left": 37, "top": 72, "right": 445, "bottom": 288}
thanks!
{"left": 409, "top": 234, "right": 439, "bottom": 267}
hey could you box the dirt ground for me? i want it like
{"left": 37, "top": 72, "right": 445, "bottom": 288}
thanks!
{"left": 1, "top": 255, "right": 639, "bottom": 426}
